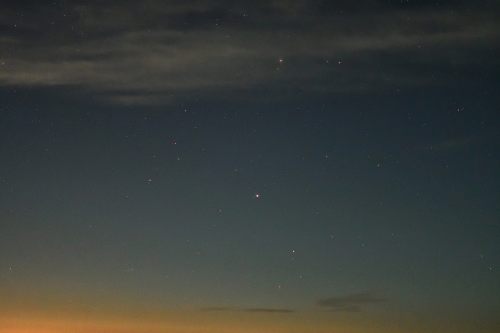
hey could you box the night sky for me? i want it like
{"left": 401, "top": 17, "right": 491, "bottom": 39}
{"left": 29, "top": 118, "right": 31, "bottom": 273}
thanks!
{"left": 1, "top": 1, "right": 499, "bottom": 333}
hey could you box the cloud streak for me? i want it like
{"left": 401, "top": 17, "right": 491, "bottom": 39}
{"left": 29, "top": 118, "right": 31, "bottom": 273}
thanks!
{"left": 201, "top": 306, "right": 294, "bottom": 314}
{"left": 0, "top": 0, "right": 498, "bottom": 105}
{"left": 317, "top": 292, "right": 386, "bottom": 312}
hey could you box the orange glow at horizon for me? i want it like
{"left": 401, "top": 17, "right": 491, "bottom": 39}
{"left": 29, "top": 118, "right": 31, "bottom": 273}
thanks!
{"left": 0, "top": 307, "right": 397, "bottom": 333}
{"left": 2, "top": 310, "right": 497, "bottom": 333}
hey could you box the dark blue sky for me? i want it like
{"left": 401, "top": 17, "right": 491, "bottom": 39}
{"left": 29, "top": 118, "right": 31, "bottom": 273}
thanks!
{"left": 0, "top": 1, "right": 499, "bottom": 332}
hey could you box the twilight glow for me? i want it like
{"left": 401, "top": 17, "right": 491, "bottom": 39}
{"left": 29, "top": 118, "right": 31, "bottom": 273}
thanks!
{"left": 0, "top": 1, "right": 499, "bottom": 333}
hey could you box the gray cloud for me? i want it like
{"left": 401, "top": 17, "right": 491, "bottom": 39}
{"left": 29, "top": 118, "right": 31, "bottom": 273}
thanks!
{"left": 200, "top": 306, "right": 294, "bottom": 313}
{"left": 317, "top": 292, "right": 386, "bottom": 312}
{"left": 200, "top": 306, "right": 234, "bottom": 312}
{"left": 201, "top": 292, "right": 384, "bottom": 314}
{"left": 244, "top": 308, "right": 295, "bottom": 313}
{"left": 0, "top": 1, "right": 498, "bottom": 105}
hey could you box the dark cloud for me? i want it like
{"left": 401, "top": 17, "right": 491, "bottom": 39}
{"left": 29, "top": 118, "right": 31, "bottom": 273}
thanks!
{"left": 317, "top": 292, "right": 386, "bottom": 312}
{"left": 201, "top": 292, "right": 384, "bottom": 314}
{"left": 0, "top": 0, "right": 498, "bottom": 105}
{"left": 200, "top": 306, "right": 294, "bottom": 313}
{"left": 244, "top": 308, "right": 294, "bottom": 313}
{"left": 200, "top": 306, "right": 234, "bottom": 312}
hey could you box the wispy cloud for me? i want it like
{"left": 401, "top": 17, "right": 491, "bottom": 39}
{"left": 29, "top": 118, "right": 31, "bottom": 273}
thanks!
{"left": 0, "top": 1, "right": 498, "bottom": 105}
{"left": 200, "top": 306, "right": 234, "bottom": 312}
{"left": 317, "top": 292, "right": 385, "bottom": 312}
{"left": 244, "top": 308, "right": 294, "bottom": 313}
{"left": 200, "top": 306, "right": 294, "bottom": 314}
